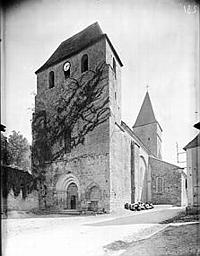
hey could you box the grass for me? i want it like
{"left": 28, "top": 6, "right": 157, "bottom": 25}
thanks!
{"left": 160, "top": 211, "right": 199, "bottom": 224}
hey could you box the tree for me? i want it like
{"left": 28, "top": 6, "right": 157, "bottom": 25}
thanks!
{"left": 7, "top": 131, "right": 31, "bottom": 172}
{"left": 1, "top": 132, "right": 9, "bottom": 165}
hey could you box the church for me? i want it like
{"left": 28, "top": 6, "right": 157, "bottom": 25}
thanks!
{"left": 32, "top": 22, "right": 186, "bottom": 213}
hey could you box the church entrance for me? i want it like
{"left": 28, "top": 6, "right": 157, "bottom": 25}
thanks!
{"left": 66, "top": 183, "right": 78, "bottom": 209}
{"left": 56, "top": 174, "right": 80, "bottom": 210}
{"left": 70, "top": 195, "right": 76, "bottom": 209}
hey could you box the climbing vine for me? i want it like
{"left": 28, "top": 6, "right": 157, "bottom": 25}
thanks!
{"left": 1, "top": 166, "right": 37, "bottom": 199}
{"left": 32, "top": 62, "right": 110, "bottom": 177}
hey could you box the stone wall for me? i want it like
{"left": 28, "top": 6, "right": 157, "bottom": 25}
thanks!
{"left": 186, "top": 146, "right": 200, "bottom": 208}
{"left": 149, "top": 157, "right": 182, "bottom": 206}
{"left": 106, "top": 40, "right": 121, "bottom": 123}
{"left": 1, "top": 166, "right": 39, "bottom": 213}
{"left": 3, "top": 190, "right": 39, "bottom": 212}
{"left": 109, "top": 122, "right": 132, "bottom": 212}
{"left": 43, "top": 149, "right": 110, "bottom": 211}
{"left": 181, "top": 171, "right": 188, "bottom": 206}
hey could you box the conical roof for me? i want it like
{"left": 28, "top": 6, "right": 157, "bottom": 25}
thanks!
{"left": 133, "top": 92, "right": 161, "bottom": 129}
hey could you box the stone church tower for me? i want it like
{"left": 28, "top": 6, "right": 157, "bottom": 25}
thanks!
{"left": 32, "top": 22, "right": 123, "bottom": 212}
{"left": 133, "top": 92, "right": 162, "bottom": 159}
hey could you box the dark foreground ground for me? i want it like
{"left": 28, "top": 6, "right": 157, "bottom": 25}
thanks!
{"left": 121, "top": 223, "right": 200, "bottom": 256}
{"left": 104, "top": 213, "right": 200, "bottom": 256}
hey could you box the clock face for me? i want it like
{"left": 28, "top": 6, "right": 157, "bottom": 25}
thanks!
{"left": 63, "top": 62, "right": 70, "bottom": 71}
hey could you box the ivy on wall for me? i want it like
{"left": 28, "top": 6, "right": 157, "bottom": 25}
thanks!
{"left": 1, "top": 166, "right": 37, "bottom": 199}
{"left": 32, "top": 62, "right": 110, "bottom": 177}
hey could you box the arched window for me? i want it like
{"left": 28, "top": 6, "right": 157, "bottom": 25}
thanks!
{"left": 63, "top": 62, "right": 71, "bottom": 78}
{"left": 113, "top": 57, "right": 116, "bottom": 76}
{"left": 156, "top": 177, "right": 164, "bottom": 193}
{"left": 49, "top": 71, "right": 55, "bottom": 88}
{"left": 81, "top": 54, "right": 88, "bottom": 73}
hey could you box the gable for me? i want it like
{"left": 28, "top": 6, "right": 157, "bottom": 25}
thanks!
{"left": 183, "top": 133, "right": 200, "bottom": 150}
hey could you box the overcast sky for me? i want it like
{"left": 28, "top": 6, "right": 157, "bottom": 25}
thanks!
{"left": 2, "top": 0, "right": 199, "bottom": 165}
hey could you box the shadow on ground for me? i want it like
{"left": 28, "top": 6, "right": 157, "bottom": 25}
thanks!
{"left": 118, "top": 223, "right": 200, "bottom": 256}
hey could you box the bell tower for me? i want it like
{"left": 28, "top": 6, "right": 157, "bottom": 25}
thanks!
{"left": 132, "top": 92, "right": 162, "bottom": 159}
{"left": 33, "top": 22, "right": 123, "bottom": 212}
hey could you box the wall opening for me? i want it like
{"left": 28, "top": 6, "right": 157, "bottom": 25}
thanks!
{"left": 113, "top": 57, "right": 116, "bottom": 77}
{"left": 63, "top": 62, "right": 71, "bottom": 78}
{"left": 67, "top": 182, "right": 78, "bottom": 209}
{"left": 49, "top": 71, "right": 55, "bottom": 88}
{"left": 81, "top": 54, "right": 88, "bottom": 73}
{"left": 56, "top": 174, "right": 80, "bottom": 210}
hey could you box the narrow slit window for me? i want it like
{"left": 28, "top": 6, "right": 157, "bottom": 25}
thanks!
{"left": 113, "top": 57, "right": 116, "bottom": 76}
{"left": 185, "top": 179, "right": 187, "bottom": 189}
{"left": 49, "top": 71, "right": 55, "bottom": 88}
{"left": 156, "top": 177, "right": 164, "bottom": 193}
{"left": 81, "top": 54, "right": 88, "bottom": 73}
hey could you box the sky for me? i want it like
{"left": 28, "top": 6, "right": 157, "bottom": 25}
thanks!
{"left": 1, "top": 0, "right": 200, "bottom": 165}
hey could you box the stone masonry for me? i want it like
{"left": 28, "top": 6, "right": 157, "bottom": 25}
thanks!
{"left": 149, "top": 157, "right": 183, "bottom": 206}
{"left": 33, "top": 23, "right": 184, "bottom": 213}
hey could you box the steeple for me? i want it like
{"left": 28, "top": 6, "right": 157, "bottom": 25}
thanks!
{"left": 133, "top": 91, "right": 157, "bottom": 128}
{"left": 132, "top": 91, "right": 162, "bottom": 159}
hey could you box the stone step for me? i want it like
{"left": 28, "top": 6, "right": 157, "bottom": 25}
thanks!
{"left": 49, "top": 209, "right": 82, "bottom": 215}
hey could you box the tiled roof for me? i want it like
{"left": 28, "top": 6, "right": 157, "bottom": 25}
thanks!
{"left": 183, "top": 133, "right": 200, "bottom": 150}
{"left": 35, "top": 22, "right": 123, "bottom": 74}
{"left": 149, "top": 155, "right": 183, "bottom": 170}
{"left": 133, "top": 92, "right": 162, "bottom": 131}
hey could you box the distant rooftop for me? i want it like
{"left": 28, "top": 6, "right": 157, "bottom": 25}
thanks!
{"left": 36, "top": 22, "right": 123, "bottom": 74}
{"left": 183, "top": 133, "right": 200, "bottom": 150}
{"left": 194, "top": 122, "right": 200, "bottom": 130}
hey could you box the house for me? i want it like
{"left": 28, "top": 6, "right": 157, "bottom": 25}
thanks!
{"left": 184, "top": 123, "right": 200, "bottom": 213}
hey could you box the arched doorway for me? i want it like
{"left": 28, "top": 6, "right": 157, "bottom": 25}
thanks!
{"left": 86, "top": 183, "right": 101, "bottom": 212}
{"left": 56, "top": 174, "right": 80, "bottom": 210}
{"left": 89, "top": 186, "right": 101, "bottom": 211}
{"left": 67, "top": 183, "right": 78, "bottom": 209}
